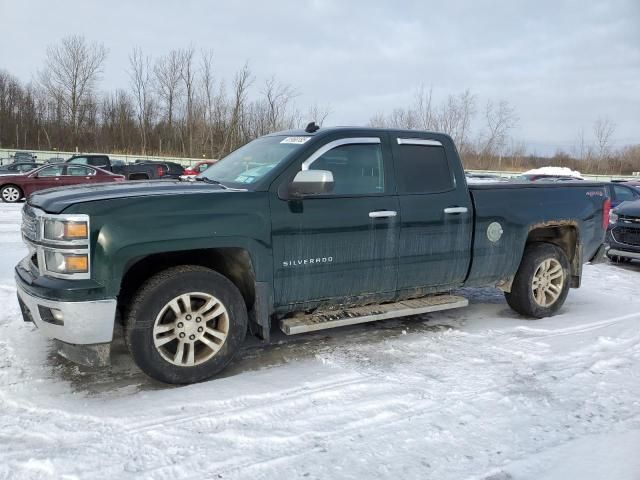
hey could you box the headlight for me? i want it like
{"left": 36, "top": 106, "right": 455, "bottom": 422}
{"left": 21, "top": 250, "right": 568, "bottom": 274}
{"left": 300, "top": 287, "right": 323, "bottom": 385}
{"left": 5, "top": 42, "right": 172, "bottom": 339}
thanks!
{"left": 43, "top": 219, "right": 88, "bottom": 241}
{"left": 609, "top": 211, "right": 618, "bottom": 224}
{"left": 44, "top": 251, "right": 89, "bottom": 274}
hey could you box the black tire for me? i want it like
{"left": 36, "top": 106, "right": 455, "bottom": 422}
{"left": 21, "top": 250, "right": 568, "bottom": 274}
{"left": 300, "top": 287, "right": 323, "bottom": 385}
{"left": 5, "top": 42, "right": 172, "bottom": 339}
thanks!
{"left": 1, "top": 184, "right": 23, "bottom": 203}
{"left": 505, "top": 243, "right": 570, "bottom": 318}
{"left": 124, "top": 265, "right": 247, "bottom": 384}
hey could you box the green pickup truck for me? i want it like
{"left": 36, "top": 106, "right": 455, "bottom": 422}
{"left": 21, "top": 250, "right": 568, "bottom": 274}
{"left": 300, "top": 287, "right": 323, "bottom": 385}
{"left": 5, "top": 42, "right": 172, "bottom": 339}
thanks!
{"left": 15, "top": 126, "right": 609, "bottom": 384}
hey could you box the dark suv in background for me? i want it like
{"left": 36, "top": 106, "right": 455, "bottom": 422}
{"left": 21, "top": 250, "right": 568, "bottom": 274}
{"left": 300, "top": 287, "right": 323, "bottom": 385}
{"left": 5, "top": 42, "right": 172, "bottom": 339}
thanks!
{"left": 0, "top": 162, "right": 41, "bottom": 175}
{"left": 606, "top": 198, "right": 640, "bottom": 263}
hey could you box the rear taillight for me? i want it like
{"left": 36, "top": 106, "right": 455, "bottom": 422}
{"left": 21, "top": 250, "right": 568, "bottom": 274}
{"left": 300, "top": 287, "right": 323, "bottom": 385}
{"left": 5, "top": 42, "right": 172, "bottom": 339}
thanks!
{"left": 156, "top": 165, "right": 165, "bottom": 177}
{"left": 602, "top": 198, "right": 611, "bottom": 229}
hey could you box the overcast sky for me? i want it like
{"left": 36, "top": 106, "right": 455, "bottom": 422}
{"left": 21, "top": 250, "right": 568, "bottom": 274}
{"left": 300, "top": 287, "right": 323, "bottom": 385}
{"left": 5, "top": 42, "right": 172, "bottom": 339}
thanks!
{"left": 1, "top": 0, "right": 638, "bottom": 154}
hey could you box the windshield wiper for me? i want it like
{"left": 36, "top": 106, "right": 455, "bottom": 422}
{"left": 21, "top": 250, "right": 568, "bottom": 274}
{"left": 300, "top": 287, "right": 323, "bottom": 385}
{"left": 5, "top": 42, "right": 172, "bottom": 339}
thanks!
{"left": 195, "top": 177, "right": 227, "bottom": 189}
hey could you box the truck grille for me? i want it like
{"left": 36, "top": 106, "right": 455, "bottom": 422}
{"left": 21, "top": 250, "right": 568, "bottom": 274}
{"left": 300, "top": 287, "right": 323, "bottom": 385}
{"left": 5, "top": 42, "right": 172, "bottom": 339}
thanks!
{"left": 612, "top": 226, "right": 640, "bottom": 247}
{"left": 21, "top": 205, "right": 39, "bottom": 241}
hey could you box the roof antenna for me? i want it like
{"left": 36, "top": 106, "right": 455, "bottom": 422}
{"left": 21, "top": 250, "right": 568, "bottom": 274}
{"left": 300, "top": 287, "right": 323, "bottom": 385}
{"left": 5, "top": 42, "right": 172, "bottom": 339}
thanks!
{"left": 305, "top": 121, "right": 320, "bottom": 133}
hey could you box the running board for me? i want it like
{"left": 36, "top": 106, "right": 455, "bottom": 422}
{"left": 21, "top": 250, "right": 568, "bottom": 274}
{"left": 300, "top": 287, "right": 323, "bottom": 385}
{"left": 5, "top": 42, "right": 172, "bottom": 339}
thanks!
{"left": 280, "top": 295, "right": 469, "bottom": 335}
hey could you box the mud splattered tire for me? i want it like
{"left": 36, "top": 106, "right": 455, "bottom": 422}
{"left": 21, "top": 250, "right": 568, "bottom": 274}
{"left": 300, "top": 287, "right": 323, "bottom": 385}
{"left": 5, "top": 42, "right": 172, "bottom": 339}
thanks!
{"left": 1, "top": 185, "right": 23, "bottom": 203}
{"left": 125, "top": 265, "right": 247, "bottom": 384}
{"left": 505, "top": 243, "right": 570, "bottom": 318}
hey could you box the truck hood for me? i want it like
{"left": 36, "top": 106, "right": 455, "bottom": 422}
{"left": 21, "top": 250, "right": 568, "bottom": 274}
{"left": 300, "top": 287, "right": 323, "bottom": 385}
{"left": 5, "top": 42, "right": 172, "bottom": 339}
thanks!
{"left": 29, "top": 180, "right": 229, "bottom": 213}
{"left": 614, "top": 199, "right": 640, "bottom": 217}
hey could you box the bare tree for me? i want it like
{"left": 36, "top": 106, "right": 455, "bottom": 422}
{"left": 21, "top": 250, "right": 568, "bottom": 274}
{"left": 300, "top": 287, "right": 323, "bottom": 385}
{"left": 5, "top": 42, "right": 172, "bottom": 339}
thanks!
{"left": 154, "top": 50, "right": 183, "bottom": 130}
{"left": 39, "top": 35, "right": 107, "bottom": 145}
{"left": 479, "top": 99, "right": 518, "bottom": 165}
{"left": 129, "top": 47, "right": 155, "bottom": 154}
{"left": 414, "top": 85, "right": 435, "bottom": 130}
{"left": 305, "top": 102, "right": 332, "bottom": 126}
{"left": 222, "top": 62, "right": 253, "bottom": 154}
{"left": 593, "top": 117, "right": 616, "bottom": 161}
{"left": 179, "top": 47, "right": 196, "bottom": 156}
{"left": 200, "top": 49, "right": 216, "bottom": 157}
{"left": 261, "top": 76, "right": 298, "bottom": 132}
{"left": 435, "top": 89, "right": 476, "bottom": 153}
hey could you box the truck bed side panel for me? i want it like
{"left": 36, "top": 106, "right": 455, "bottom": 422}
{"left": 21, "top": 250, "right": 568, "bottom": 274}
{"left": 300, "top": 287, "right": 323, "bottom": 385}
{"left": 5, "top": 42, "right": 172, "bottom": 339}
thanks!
{"left": 465, "top": 183, "right": 606, "bottom": 287}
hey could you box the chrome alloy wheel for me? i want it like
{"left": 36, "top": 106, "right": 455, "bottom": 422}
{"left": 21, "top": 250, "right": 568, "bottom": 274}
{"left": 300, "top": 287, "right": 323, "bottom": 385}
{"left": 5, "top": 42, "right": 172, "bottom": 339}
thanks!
{"left": 153, "top": 292, "right": 229, "bottom": 367}
{"left": 1, "top": 187, "right": 20, "bottom": 202}
{"left": 531, "top": 258, "right": 564, "bottom": 307}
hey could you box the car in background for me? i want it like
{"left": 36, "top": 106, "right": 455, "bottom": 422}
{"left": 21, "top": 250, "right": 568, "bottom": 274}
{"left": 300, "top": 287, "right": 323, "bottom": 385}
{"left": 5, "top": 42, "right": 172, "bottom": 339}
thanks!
{"left": 183, "top": 160, "right": 215, "bottom": 176}
{"left": 604, "top": 182, "right": 640, "bottom": 208}
{"left": 606, "top": 198, "right": 640, "bottom": 263}
{"left": 67, "top": 155, "right": 184, "bottom": 180}
{"left": 131, "top": 160, "right": 185, "bottom": 179}
{"left": 0, "top": 162, "right": 41, "bottom": 175}
{"left": 0, "top": 164, "right": 124, "bottom": 203}
{"left": 464, "top": 172, "right": 508, "bottom": 184}
{"left": 517, "top": 174, "right": 583, "bottom": 182}
{"left": 46, "top": 157, "right": 66, "bottom": 163}
{"left": 11, "top": 152, "right": 37, "bottom": 162}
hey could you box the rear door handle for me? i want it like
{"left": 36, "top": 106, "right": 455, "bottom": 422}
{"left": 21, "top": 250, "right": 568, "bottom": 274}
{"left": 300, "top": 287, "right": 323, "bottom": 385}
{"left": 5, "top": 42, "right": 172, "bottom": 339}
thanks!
{"left": 444, "top": 207, "right": 468, "bottom": 214}
{"left": 369, "top": 210, "right": 398, "bottom": 218}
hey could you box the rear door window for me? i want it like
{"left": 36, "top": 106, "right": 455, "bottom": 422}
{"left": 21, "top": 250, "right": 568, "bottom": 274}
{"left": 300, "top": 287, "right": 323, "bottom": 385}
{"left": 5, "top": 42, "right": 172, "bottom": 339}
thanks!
{"left": 67, "top": 165, "right": 96, "bottom": 176}
{"left": 37, "top": 165, "right": 64, "bottom": 177}
{"left": 394, "top": 140, "right": 454, "bottom": 194}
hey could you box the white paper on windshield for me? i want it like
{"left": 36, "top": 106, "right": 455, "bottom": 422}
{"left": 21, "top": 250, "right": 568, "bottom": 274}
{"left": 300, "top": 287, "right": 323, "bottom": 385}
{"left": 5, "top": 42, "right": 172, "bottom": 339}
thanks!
{"left": 280, "top": 137, "right": 311, "bottom": 144}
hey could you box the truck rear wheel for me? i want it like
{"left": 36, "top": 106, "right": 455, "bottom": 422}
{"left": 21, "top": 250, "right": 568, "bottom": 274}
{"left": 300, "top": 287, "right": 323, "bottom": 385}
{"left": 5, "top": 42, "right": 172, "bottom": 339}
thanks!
{"left": 124, "top": 265, "right": 247, "bottom": 384}
{"left": 505, "top": 243, "right": 570, "bottom": 318}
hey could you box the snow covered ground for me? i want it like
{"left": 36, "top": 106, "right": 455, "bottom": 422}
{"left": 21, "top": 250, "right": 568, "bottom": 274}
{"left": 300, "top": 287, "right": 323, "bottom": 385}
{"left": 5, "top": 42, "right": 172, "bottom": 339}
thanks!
{"left": 0, "top": 202, "right": 639, "bottom": 480}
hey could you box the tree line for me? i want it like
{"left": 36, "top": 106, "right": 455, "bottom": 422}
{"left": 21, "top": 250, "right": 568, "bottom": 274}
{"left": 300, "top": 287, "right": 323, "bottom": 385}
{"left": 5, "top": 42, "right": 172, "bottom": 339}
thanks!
{"left": 369, "top": 87, "right": 639, "bottom": 175}
{"left": 0, "top": 34, "right": 637, "bottom": 175}
{"left": 0, "top": 35, "right": 325, "bottom": 159}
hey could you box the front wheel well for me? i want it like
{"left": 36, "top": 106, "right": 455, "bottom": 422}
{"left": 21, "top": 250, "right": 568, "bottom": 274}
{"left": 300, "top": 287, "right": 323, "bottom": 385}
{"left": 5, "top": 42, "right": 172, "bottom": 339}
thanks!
{"left": 118, "top": 248, "right": 256, "bottom": 315}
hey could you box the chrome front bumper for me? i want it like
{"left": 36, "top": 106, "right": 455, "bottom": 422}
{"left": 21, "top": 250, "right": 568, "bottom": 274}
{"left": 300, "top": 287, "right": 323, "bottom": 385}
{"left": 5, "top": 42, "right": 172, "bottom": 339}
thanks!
{"left": 16, "top": 281, "right": 117, "bottom": 345}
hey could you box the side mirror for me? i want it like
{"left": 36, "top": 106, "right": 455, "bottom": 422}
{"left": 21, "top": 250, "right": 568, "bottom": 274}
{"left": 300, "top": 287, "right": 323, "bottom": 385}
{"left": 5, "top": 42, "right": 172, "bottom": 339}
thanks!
{"left": 289, "top": 170, "right": 334, "bottom": 197}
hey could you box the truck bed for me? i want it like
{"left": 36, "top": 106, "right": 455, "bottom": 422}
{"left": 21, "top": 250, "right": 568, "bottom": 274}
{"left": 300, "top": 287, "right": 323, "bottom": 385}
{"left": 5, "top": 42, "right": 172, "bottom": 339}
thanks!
{"left": 465, "top": 181, "right": 607, "bottom": 287}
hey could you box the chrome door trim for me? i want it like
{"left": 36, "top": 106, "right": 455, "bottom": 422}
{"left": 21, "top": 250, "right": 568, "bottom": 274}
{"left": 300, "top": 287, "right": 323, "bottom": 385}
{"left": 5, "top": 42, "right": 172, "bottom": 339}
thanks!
{"left": 301, "top": 137, "right": 381, "bottom": 170}
{"left": 397, "top": 138, "right": 443, "bottom": 146}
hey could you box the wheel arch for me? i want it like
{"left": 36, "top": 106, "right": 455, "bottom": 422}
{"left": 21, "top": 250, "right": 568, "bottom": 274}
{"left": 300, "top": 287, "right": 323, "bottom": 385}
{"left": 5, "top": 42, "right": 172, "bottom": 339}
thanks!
{"left": 118, "top": 248, "right": 257, "bottom": 313}
{"left": 525, "top": 223, "right": 581, "bottom": 287}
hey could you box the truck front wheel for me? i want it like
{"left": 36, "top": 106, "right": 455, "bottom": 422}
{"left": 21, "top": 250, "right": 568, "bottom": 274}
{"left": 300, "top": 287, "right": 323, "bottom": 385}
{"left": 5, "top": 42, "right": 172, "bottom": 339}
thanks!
{"left": 125, "top": 265, "right": 247, "bottom": 384}
{"left": 505, "top": 243, "right": 570, "bottom": 318}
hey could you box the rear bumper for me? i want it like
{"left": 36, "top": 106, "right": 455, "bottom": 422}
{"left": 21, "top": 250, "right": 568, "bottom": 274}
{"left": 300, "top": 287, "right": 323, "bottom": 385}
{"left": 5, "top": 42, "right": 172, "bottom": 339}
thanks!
{"left": 16, "top": 277, "right": 116, "bottom": 345}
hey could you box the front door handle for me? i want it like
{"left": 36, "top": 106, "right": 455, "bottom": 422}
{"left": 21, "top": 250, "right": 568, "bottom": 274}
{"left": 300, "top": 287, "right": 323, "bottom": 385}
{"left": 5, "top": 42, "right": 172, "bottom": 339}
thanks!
{"left": 369, "top": 210, "right": 398, "bottom": 218}
{"left": 444, "top": 207, "right": 468, "bottom": 214}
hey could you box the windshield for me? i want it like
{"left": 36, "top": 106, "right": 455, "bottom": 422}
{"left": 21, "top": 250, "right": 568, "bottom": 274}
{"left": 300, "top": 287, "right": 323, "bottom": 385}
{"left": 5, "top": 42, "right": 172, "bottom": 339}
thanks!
{"left": 199, "top": 135, "right": 309, "bottom": 186}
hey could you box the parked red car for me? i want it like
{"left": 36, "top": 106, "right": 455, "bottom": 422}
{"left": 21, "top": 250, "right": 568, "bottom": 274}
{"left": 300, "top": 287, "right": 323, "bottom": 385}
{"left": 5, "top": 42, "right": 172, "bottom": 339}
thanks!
{"left": 183, "top": 160, "right": 215, "bottom": 176}
{"left": 0, "top": 164, "right": 125, "bottom": 203}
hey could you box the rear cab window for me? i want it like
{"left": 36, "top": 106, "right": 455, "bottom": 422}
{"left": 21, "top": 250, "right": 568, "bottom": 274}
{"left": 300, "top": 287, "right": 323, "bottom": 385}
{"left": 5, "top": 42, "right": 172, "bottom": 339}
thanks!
{"left": 393, "top": 138, "right": 454, "bottom": 194}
